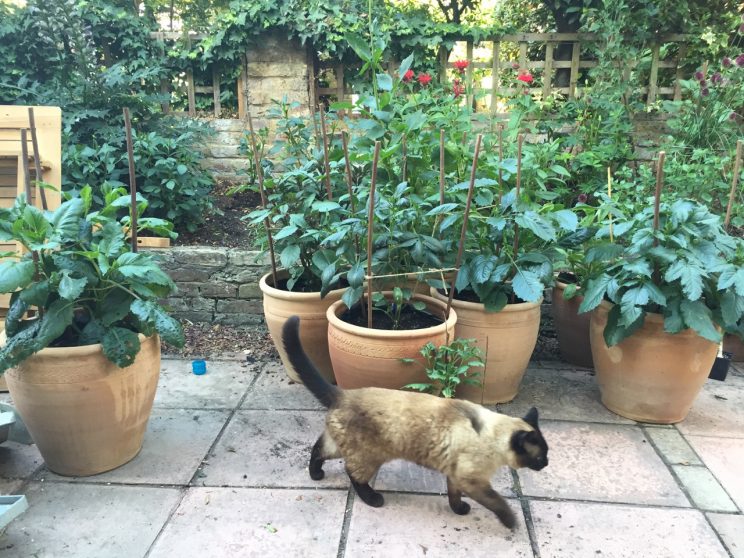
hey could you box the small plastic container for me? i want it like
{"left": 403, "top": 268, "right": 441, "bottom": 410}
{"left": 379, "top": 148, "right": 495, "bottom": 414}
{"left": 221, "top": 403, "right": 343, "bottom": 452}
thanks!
{"left": 192, "top": 360, "right": 207, "bottom": 375}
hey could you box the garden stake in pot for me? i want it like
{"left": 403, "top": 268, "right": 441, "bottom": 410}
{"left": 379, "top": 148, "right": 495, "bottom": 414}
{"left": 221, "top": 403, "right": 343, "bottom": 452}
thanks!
{"left": 607, "top": 166, "right": 614, "bottom": 243}
{"left": 652, "top": 151, "right": 665, "bottom": 285}
{"left": 341, "top": 131, "right": 360, "bottom": 258}
{"left": 366, "top": 141, "right": 382, "bottom": 329}
{"left": 446, "top": 134, "right": 483, "bottom": 320}
{"left": 27, "top": 108, "right": 48, "bottom": 211}
{"left": 511, "top": 133, "right": 524, "bottom": 264}
{"left": 497, "top": 123, "right": 504, "bottom": 204}
{"left": 247, "top": 111, "right": 278, "bottom": 287}
{"left": 439, "top": 129, "right": 445, "bottom": 205}
{"left": 402, "top": 134, "right": 407, "bottom": 183}
{"left": 123, "top": 108, "right": 138, "bottom": 253}
{"left": 319, "top": 107, "right": 333, "bottom": 200}
{"left": 724, "top": 140, "right": 742, "bottom": 229}
{"left": 19, "top": 130, "right": 32, "bottom": 203}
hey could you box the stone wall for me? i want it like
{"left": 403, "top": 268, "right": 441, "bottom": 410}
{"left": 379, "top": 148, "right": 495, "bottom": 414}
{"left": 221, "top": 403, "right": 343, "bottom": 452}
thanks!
{"left": 156, "top": 247, "right": 269, "bottom": 326}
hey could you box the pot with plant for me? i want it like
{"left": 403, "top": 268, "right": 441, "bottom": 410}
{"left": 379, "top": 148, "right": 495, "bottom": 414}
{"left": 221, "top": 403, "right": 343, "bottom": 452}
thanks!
{"left": 579, "top": 191, "right": 744, "bottom": 423}
{"left": 404, "top": 338, "right": 484, "bottom": 398}
{"left": 244, "top": 101, "right": 349, "bottom": 383}
{"left": 0, "top": 186, "right": 184, "bottom": 476}
{"left": 325, "top": 141, "right": 461, "bottom": 390}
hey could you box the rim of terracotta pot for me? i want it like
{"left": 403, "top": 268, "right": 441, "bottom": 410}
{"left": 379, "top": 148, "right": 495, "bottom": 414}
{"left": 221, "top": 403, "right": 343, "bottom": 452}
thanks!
{"left": 327, "top": 292, "right": 457, "bottom": 339}
{"left": 430, "top": 288, "right": 543, "bottom": 312}
{"left": 1, "top": 330, "right": 150, "bottom": 361}
{"left": 259, "top": 269, "right": 347, "bottom": 300}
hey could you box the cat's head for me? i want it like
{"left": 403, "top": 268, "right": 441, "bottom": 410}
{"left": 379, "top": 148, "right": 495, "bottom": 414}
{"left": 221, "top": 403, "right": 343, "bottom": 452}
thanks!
{"left": 510, "top": 407, "right": 549, "bottom": 471}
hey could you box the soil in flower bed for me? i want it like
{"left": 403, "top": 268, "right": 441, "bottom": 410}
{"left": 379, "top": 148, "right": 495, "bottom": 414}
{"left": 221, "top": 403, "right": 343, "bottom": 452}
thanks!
{"left": 340, "top": 305, "right": 443, "bottom": 330}
{"left": 175, "top": 180, "right": 261, "bottom": 248}
{"left": 162, "top": 320, "right": 278, "bottom": 362}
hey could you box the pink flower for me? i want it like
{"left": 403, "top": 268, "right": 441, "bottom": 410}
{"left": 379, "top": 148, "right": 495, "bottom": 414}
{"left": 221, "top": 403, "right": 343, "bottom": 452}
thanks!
{"left": 730, "top": 112, "right": 738, "bottom": 121}
{"left": 712, "top": 72, "right": 723, "bottom": 84}
{"left": 723, "top": 57, "right": 732, "bottom": 68}
{"left": 699, "top": 79, "right": 707, "bottom": 87}
{"left": 453, "top": 60, "right": 469, "bottom": 73}
{"left": 694, "top": 71, "right": 705, "bottom": 80}
{"left": 402, "top": 69, "right": 414, "bottom": 82}
{"left": 701, "top": 87, "right": 710, "bottom": 97}
{"left": 577, "top": 193, "right": 588, "bottom": 204}
{"left": 517, "top": 72, "right": 534, "bottom": 84}
{"left": 453, "top": 82, "right": 465, "bottom": 98}
{"left": 736, "top": 54, "right": 744, "bottom": 67}
{"left": 417, "top": 73, "right": 432, "bottom": 86}
{"left": 511, "top": 62, "right": 520, "bottom": 70}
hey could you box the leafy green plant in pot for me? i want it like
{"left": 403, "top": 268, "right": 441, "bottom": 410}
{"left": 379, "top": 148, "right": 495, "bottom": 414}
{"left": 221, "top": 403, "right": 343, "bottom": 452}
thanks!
{"left": 0, "top": 186, "right": 184, "bottom": 476}
{"left": 578, "top": 198, "right": 744, "bottom": 423}
{"left": 404, "top": 338, "right": 484, "bottom": 398}
{"left": 245, "top": 99, "right": 348, "bottom": 383}
{"left": 431, "top": 179, "right": 581, "bottom": 404}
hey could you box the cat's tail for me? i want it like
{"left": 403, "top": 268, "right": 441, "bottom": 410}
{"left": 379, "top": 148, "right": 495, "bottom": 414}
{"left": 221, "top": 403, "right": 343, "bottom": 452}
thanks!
{"left": 281, "top": 315, "right": 339, "bottom": 408}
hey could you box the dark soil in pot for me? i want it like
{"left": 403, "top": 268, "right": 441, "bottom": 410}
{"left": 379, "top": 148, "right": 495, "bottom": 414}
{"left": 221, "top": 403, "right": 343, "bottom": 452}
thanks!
{"left": 339, "top": 304, "right": 443, "bottom": 330}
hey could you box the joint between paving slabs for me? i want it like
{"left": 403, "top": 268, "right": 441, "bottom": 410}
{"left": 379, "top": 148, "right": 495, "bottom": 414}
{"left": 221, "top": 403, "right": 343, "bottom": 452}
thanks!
{"left": 335, "top": 486, "right": 356, "bottom": 558}
{"left": 511, "top": 467, "right": 541, "bottom": 558}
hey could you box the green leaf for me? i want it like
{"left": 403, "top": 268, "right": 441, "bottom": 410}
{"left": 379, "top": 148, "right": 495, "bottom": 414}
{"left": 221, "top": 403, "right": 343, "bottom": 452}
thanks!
{"left": 426, "top": 203, "right": 459, "bottom": 216}
{"left": 455, "top": 263, "right": 471, "bottom": 292}
{"left": 603, "top": 303, "right": 645, "bottom": 346}
{"left": 404, "top": 111, "right": 427, "bottom": 132}
{"left": 100, "top": 288, "right": 133, "bottom": 326}
{"left": 347, "top": 262, "right": 365, "bottom": 288}
{"left": 312, "top": 200, "right": 342, "bottom": 213}
{"left": 345, "top": 33, "right": 372, "bottom": 62}
{"left": 515, "top": 211, "right": 556, "bottom": 242}
{"left": 398, "top": 53, "right": 414, "bottom": 80}
{"left": 79, "top": 319, "right": 105, "bottom": 345}
{"left": 680, "top": 299, "right": 721, "bottom": 342}
{"left": 412, "top": 300, "right": 426, "bottom": 311}
{"left": 19, "top": 279, "right": 50, "bottom": 307}
{"left": 50, "top": 197, "right": 84, "bottom": 241}
{"left": 274, "top": 225, "right": 298, "bottom": 240}
{"left": 342, "top": 286, "right": 364, "bottom": 309}
{"left": 718, "top": 268, "right": 744, "bottom": 297}
{"left": 512, "top": 269, "right": 544, "bottom": 303}
{"left": 471, "top": 255, "right": 497, "bottom": 284}
{"left": 280, "top": 244, "right": 301, "bottom": 269}
{"left": 553, "top": 209, "right": 578, "bottom": 231}
{"left": 0, "top": 260, "right": 35, "bottom": 293}
{"left": 59, "top": 273, "right": 88, "bottom": 301}
{"left": 320, "top": 263, "right": 337, "bottom": 298}
{"left": 663, "top": 299, "right": 685, "bottom": 334}
{"left": 376, "top": 73, "right": 393, "bottom": 91}
{"left": 0, "top": 319, "right": 42, "bottom": 373}
{"left": 578, "top": 273, "right": 612, "bottom": 313}
{"left": 5, "top": 294, "right": 29, "bottom": 337}
{"left": 36, "top": 299, "right": 74, "bottom": 347}
{"left": 102, "top": 327, "right": 141, "bottom": 368}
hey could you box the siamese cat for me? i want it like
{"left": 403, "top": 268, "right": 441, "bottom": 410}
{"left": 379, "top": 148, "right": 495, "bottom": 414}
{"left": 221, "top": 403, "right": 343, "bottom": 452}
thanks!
{"left": 282, "top": 315, "right": 549, "bottom": 529}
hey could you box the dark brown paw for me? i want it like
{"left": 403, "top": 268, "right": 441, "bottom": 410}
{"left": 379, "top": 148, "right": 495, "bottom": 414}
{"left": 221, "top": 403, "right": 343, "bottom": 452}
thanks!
{"left": 309, "top": 468, "right": 325, "bottom": 481}
{"left": 497, "top": 508, "right": 516, "bottom": 529}
{"left": 366, "top": 492, "right": 384, "bottom": 508}
{"left": 450, "top": 502, "right": 471, "bottom": 515}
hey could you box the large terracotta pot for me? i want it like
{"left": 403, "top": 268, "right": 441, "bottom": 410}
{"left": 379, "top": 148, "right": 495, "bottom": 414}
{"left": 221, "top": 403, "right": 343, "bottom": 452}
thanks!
{"left": 590, "top": 301, "right": 719, "bottom": 424}
{"left": 723, "top": 334, "right": 744, "bottom": 362}
{"left": 3, "top": 333, "right": 160, "bottom": 476}
{"left": 552, "top": 281, "right": 593, "bottom": 368}
{"left": 260, "top": 270, "right": 345, "bottom": 383}
{"left": 327, "top": 293, "right": 457, "bottom": 390}
{"left": 431, "top": 289, "right": 541, "bottom": 404}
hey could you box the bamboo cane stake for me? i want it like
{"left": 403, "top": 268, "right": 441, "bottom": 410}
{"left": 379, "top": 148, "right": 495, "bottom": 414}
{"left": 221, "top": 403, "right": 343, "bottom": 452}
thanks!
{"left": 123, "top": 108, "right": 138, "bottom": 253}
{"left": 446, "top": 134, "right": 483, "bottom": 320}
{"left": 27, "top": 108, "right": 48, "bottom": 210}
{"left": 653, "top": 151, "right": 665, "bottom": 235}
{"left": 366, "top": 141, "right": 381, "bottom": 329}
{"left": 512, "top": 133, "right": 524, "bottom": 257}
{"left": 20, "top": 129, "right": 32, "bottom": 203}
{"left": 247, "top": 111, "right": 278, "bottom": 287}
{"left": 319, "top": 107, "right": 333, "bottom": 200}
{"left": 402, "top": 134, "right": 407, "bottom": 183}
{"left": 341, "top": 131, "right": 359, "bottom": 258}
{"left": 497, "top": 123, "right": 504, "bottom": 204}
{"left": 607, "top": 166, "right": 614, "bottom": 243}
{"left": 724, "top": 140, "right": 743, "bottom": 229}
{"left": 439, "top": 129, "right": 445, "bottom": 205}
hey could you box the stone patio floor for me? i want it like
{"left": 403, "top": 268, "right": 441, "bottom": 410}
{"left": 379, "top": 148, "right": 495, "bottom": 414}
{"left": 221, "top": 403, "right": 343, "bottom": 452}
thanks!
{"left": 1, "top": 355, "right": 743, "bottom": 558}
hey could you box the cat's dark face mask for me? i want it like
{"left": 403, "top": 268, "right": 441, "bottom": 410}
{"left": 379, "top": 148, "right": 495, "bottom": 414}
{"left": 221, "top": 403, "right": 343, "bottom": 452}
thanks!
{"left": 510, "top": 407, "right": 549, "bottom": 471}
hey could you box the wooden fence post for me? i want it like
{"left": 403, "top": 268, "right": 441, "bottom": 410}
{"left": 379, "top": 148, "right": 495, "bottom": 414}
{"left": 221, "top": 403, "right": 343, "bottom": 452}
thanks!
{"left": 212, "top": 67, "right": 221, "bottom": 118}
{"left": 647, "top": 43, "right": 660, "bottom": 105}
{"left": 569, "top": 42, "right": 580, "bottom": 99}
{"left": 543, "top": 42, "right": 554, "bottom": 98}
{"left": 490, "top": 40, "right": 501, "bottom": 114}
{"left": 466, "top": 41, "right": 474, "bottom": 109}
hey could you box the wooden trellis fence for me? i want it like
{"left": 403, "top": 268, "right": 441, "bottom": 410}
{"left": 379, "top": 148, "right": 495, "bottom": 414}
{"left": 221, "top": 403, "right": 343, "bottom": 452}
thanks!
{"left": 316, "top": 33, "right": 691, "bottom": 113}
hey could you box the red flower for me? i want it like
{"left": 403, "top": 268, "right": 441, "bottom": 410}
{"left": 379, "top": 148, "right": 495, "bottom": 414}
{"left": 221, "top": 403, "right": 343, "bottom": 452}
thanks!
{"left": 517, "top": 72, "right": 533, "bottom": 84}
{"left": 453, "top": 81, "right": 466, "bottom": 98}
{"left": 402, "top": 69, "right": 414, "bottom": 82}
{"left": 730, "top": 111, "right": 738, "bottom": 121}
{"left": 453, "top": 60, "right": 469, "bottom": 73}
{"left": 694, "top": 70, "right": 705, "bottom": 80}
{"left": 723, "top": 57, "right": 732, "bottom": 68}
{"left": 577, "top": 193, "right": 588, "bottom": 204}
{"left": 511, "top": 62, "right": 520, "bottom": 70}
{"left": 736, "top": 54, "right": 744, "bottom": 67}
{"left": 417, "top": 73, "right": 432, "bottom": 86}
{"left": 712, "top": 72, "right": 723, "bottom": 84}
{"left": 701, "top": 87, "right": 710, "bottom": 96}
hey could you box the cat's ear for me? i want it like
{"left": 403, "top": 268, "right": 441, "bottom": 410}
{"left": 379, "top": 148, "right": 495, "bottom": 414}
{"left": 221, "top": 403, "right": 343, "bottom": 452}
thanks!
{"left": 523, "top": 407, "right": 539, "bottom": 429}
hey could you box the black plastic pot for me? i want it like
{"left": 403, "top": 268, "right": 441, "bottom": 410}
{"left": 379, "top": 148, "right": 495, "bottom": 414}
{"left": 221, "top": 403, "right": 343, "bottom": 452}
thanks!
{"left": 709, "top": 352, "right": 733, "bottom": 382}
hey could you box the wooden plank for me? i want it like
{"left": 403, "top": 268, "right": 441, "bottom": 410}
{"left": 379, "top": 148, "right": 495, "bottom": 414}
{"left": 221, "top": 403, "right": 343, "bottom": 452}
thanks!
{"left": 238, "top": 53, "right": 248, "bottom": 120}
{"left": 335, "top": 64, "right": 345, "bottom": 102}
{"left": 439, "top": 47, "right": 448, "bottom": 84}
{"left": 186, "top": 69, "right": 196, "bottom": 116}
{"left": 518, "top": 42, "right": 527, "bottom": 70}
{"left": 307, "top": 44, "right": 317, "bottom": 113}
{"left": 490, "top": 40, "right": 501, "bottom": 114}
{"left": 543, "top": 42, "right": 554, "bottom": 98}
{"left": 136, "top": 236, "right": 171, "bottom": 248}
{"left": 647, "top": 43, "right": 660, "bottom": 104}
{"left": 466, "top": 41, "right": 474, "bottom": 109}
{"left": 160, "top": 78, "right": 170, "bottom": 113}
{"left": 194, "top": 86, "right": 213, "bottom": 94}
{"left": 569, "top": 42, "right": 580, "bottom": 99}
{"left": 212, "top": 67, "right": 221, "bottom": 118}
{"left": 673, "top": 43, "right": 688, "bottom": 101}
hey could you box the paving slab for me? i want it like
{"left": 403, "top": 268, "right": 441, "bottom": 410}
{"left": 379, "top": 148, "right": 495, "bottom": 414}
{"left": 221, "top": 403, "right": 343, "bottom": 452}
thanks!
{"left": 202, "top": 410, "right": 347, "bottom": 488}
{"left": 344, "top": 492, "right": 532, "bottom": 558}
{"left": 0, "top": 481, "right": 180, "bottom": 558}
{"left": 644, "top": 426, "right": 702, "bottom": 465}
{"left": 373, "top": 459, "right": 515, "bottom": 497}
{"left": 678, "top": 373, "right": 744, "bottom": 438}
{"left": 673, "top": 465, "right": 738, "bottom": 512}
{"left": 494, "top": 366, "right": 634, "bottom": 424}
{"left": 530, "top": 500, "right": 729, "bottom": 558}
{"left": 155, "top": 358, "right": 257, "bottom": 409}
{"left": 686, "top": 435, "right": 744, "bottom": 511}
{"left": 707, "top": 513, "right": 744, "bottom": 558}
{"left": 242, "top": 361, "right": 323, "bottom": 410}
{"left": 0, "top": 441, "right": 42, "bottom": 480}
{"left": 148, "top": 487, "right": 347, "bottom": 558}
{"left": 519, "top": 422, "right": 689, "bottom": 507}
{"left": 38, "top": 409, "right": 229, "bottom": 485}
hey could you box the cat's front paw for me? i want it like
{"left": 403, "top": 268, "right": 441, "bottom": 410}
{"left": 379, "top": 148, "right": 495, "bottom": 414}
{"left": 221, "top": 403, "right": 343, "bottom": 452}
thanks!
{"left": 450, "top": 501, "right": 471, "bottom": 515}
{"left": 497, "top": 508, "right": 516, "bottom": 530}
{"left": 309, "top": 467, "right": 325, "bottom": 481}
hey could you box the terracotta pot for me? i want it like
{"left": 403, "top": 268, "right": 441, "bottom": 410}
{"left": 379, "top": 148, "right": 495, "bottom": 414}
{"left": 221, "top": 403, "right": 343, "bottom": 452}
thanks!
{"left": 723, "top": 334, "right": 744, "bottom": 362}
{"left": 590, "top": 301, "right": 718, "bottom": 424}
{"left": 327, "top": 293, "right": 457, "bottom": 390}
{"left": 3, "top": 333, "right": 160, "bottom": 476}
{"left": 431, "top": 289, "right": 541, "bottom": 404}
{"left": 552, "top": 281, "right": 593, "bottom": 368}
{"left": 260, "top": 270, "right": 345, "bottom": 383}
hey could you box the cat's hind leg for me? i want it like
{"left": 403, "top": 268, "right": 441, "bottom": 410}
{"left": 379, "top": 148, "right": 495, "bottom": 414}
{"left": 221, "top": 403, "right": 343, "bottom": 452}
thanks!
{"left": 461, "top": 482, "right": 516, "bottom": 529}
{"left": 309, "top": 431, "right": 339, "bottom": 481}
{"left": 447, "top": 477, "right": 471, "bottom": 515}
{"left": 345, "top": 458, "right": 384, "bottom": 507}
